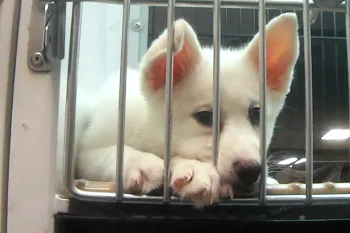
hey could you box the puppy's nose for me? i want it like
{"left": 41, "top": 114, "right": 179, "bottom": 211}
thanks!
{"left": 234, "top": 162, "right": 262, "bottom": 185}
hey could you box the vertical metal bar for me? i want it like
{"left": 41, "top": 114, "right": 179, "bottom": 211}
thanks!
{"left": 115, "top": 0, "right": 131, "bottom": 201}
{"left": 321, "top": 12, "right": 326, "bottom": 127}
{"left": 212, "top": 0, "right": 221, "bottom": 166}
{"left": 163, "top": 0, "right": 176, "bottom": 203}
{"left": 333, "top": 13, "right": 340, "bottom": 111}
{"left": 258, "top": 0, "right": 267, "bottom": 205}
{"left": 303, "top": 0, "right": 314, "bottom": 205}
{"left": 64, "top": 1, "right": 81, "bottom": 192}
{"left": 346, "top": 0, "right": 350, "bottom": 171}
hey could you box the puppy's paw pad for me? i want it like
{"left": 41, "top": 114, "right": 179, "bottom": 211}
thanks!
{"left": 170, "top": 160, "right": 220, "bottom": 205}
{"left": 141, "top": 165, "right": 164, "bottom": 194}
{"left": 171, "top": 167, "right": 194, "bottom": 190}
{"left": 124, "top": 168, "right": 144, "bottom": 193}
{"left": 124, "top": 157, "right": 164, "bottom": 195}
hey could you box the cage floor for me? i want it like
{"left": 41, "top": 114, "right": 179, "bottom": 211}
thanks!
{"left": 55, "top": 211, "right": 350, "bottom": 233}
{"left": 57, "top": 199, "right": 350, "bottom": 222}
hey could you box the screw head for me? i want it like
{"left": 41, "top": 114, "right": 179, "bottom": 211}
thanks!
{"left": 130, "top": 19, "right": 143, "bottom": 32}
{"left": 30, "top": 52, "right": 44, "bottom": 67}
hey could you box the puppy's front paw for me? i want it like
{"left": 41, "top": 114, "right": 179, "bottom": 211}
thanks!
{"left": 219, "top": 181, "right": 233, "bottom": 199}
{"left": 170, "top": 159, "right": 220, "bottom": 207}
{"left": 218, "top": 182, "right": 234, "bottom": 199}
{"left": 124, "top": 153, "right": 164, "bottom": 195}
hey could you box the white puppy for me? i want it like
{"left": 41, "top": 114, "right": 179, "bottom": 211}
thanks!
{"left": 74, "top": 13, "right": 299, "bottom": 207}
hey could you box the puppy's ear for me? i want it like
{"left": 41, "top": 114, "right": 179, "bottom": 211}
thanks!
{"left": 245, "top": 13, "right": 299, "bottom": 92}
{"left": 140, "top": 19, "right": 202, "bottom": 97}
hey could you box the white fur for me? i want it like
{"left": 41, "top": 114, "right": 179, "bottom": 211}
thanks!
{"left": 74, "top": 13, "right": 299, "bottom": 207}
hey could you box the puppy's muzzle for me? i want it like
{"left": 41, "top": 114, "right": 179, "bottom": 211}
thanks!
{"left": 234, "top": 161, "right": 262, "bottom": 186}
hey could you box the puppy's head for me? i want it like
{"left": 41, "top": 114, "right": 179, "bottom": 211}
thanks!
{"left": 139, "top": 13, "right": 299, "bottom": 187}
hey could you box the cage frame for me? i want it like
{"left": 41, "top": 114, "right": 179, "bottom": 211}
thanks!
{"left": 2, "top": 0, "right": 350, "bottom": 233}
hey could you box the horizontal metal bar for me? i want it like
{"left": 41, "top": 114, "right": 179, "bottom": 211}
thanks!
{"left": 125, "top": 195, "right": 350, "bottom": 206}
{"left": 266, "top": 194, "right": 350, "bottom": 205}
{"left": 122, "top": 196, "right": 260, "bottom": 205}
{"left": 67, "top": 187, "right": 350, "bottom": 205}
{"left": 121, "top": 195, "right": 350, "bottom": 206}
{"left": 39, "top": 0, "right": 346, "bottom": 11}
{"left": 75, "top": 180, "right": 350, "bottom": 195}
{"left": 70, "top": 180, "right": 350, "bottom": 204}
{"left": 68, "top": 186, "right": 117, "bottom": 203}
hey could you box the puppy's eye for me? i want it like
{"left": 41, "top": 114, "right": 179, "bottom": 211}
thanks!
{"left": 249, "top": 107, "right": 260, "bottom": 125}
{"left": 194, "top": 111, "right": 213, "bottom": 126}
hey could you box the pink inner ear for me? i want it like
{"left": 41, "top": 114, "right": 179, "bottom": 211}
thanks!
{"left": 268, "top": 52, "right": 293, "bottom": 91}
{"left": 252, "top": 37, "right": 295, "bottom": 91}
{"left": 147, "top": 36, "right": 197, "bottom": 91}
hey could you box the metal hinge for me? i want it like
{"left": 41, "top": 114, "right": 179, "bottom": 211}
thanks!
{"left": 27, "top": 0, "right": 66, "bottom": 72}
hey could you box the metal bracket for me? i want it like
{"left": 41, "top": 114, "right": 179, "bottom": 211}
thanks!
{"left": 310, "top": 0, "right": 346, "bottom": 25}
{"left": 314, "top": 0, "right": 345, "bottom": 8}
{"left": 27, "top": 0, "right": 66, "bottom": 72}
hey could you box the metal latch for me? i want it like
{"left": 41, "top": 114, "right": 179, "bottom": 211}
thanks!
{"left": 27, "top": 0, "right": 66, "bottom": 72}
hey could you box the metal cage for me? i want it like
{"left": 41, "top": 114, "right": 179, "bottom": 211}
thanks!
{"left": 54, "top": 0, "right": 350, "bottom": 205}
